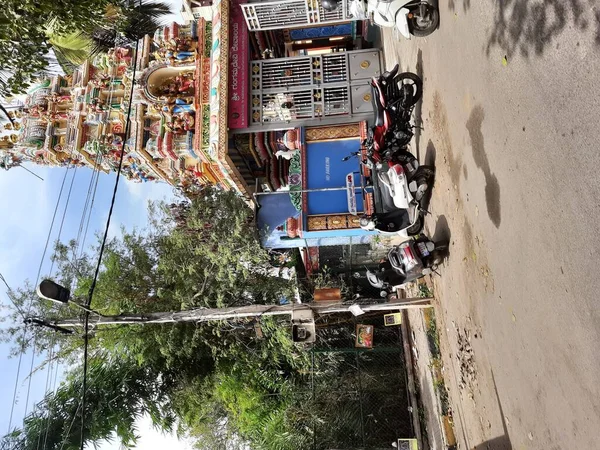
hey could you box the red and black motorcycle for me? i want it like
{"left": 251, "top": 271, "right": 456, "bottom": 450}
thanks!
{"left": 368, "top": 64, "right": 422, "bottom": 161}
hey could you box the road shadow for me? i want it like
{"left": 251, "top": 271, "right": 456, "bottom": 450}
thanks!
{"left": 473, "top": 369, "right": 514, "bottom": 450}
{"left": 448, "top": 0, "right": 471, "bottom": 14}
{"left": 432, "top": 214, "right": 451, "bottom": 246}
{"left": 413, "top": 49, "right": 424, "bottom": 158}
{"left": 424, "top": 139, "right": 436, "bottom": 166}
{"left": 474, "top": 436, "right": 513, "bottom": 450}
{"left": 486, "top": 0, "right": 599, "bottom": 58}
{"left": 418, "top": 140, "right": 436, "bottom": 211}
{"left": 466, "top": 105, "right": 501, "bottom": 228}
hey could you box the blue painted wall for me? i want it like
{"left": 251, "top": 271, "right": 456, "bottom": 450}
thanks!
{"left": 305, "top": 139, "right": 364, "bottom": 215}
{"left": 289, "top": 24, "right": 354, "bottom": 40}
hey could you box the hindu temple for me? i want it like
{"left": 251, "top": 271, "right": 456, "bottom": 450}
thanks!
{"left": 2, "top": 0, "right": 406, "bottom": 274}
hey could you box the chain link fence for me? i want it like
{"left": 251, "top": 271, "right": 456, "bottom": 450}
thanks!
{"left": 306, "top": 313, "right": 413, "bottom": 450}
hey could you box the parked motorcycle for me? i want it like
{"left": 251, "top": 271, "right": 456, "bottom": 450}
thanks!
{"left": 378, "top": 160, "right": 433, "bottom": 209}
{"left": 341, "top": 149, "right": 434, "bottom": 237}
{"left": 369, "top": 67, "right": 422, "bottom": 156}
{"left": 366, "top": 235, "right": 447, "bottom": 296}
{"left": 345, "top": 0, "right": 439, "bottom": 38}
{"left": 342, "top": 149, "right": 434, "bottom": 205}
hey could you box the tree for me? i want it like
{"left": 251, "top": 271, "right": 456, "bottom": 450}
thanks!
{"left": 0, "top": 352, "right": 176, "bottom": 450}
{"left": 1, "top": 188, "right": 310, "bottom": 449}
{"left": 0, "top": 0, "right": 170, "bottom": 96}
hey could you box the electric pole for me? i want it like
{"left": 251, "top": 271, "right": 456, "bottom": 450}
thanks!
{"left": 31, "top": 279, "right": 432, "bottom": 333}
{"left": 33, "top": 298, "right": 433, "bottom": 329}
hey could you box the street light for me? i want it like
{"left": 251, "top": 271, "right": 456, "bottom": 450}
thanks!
{"left": 36, "top": 279, "right": 100, "bottom": 315}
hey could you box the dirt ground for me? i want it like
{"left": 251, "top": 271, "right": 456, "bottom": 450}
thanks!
{"left": 381, "top": 1, "right": 600, "bottom": 448}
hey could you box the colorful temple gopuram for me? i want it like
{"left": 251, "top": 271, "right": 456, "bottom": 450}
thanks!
{"left": 2, "top": 0, "right": 408, "bottom": 273}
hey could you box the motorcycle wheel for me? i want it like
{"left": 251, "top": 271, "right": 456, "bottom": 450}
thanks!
{"left": 395, "top": 72, "right": 423, "bottom": 105}
{"left": 406, "top": 215, "right": 423, "bottom": 236}
{"left": 408, "top": 4, "right": 440, "bottom": 37}
{"left": 431, "top": 242, "right": 449, "bottom": 266}
{"left": 416, "top": 164, "right": 435, "bottom": 178}
{"left": 412, "top": 165, "right": 435, "bottom": 185}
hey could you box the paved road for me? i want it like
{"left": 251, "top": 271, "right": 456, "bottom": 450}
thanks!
{"left": 382, "top": 1, "right": 600, "bottom": 448}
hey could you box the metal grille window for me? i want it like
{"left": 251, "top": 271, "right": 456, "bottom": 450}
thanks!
{"left": 324, "top": 86, "right": 349, "bottom": 115}
{"left": 250, "top": 50, "right": 379, "bottom": 126}
{"left": 241, "top": 0, "right": 351, "bottom": 31}
{"left": 260, "top": 59, "right": 313, "bottom": 89}
{"left": 323, "top": 53, "right": 348, "bottom": 83}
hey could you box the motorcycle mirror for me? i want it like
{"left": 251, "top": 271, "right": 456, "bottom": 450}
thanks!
{"left": 342, "top": 156, "right": 351, "bottom": 162}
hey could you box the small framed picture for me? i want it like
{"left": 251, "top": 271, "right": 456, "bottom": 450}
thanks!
{"left": 355, "top": 324, "right": 374, "bottom": 348}
{"left": 384, "top": 313, "right": 403, "bottom": 326}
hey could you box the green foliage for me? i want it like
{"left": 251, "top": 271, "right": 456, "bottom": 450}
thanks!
{"left": 418, "top": 283, "right": 433, "bottom": 298}
{"left": 426, "top": 310, "right": 441, "bottom": 359}
{"left": 1, "top": 352, "right": 175, "bottom": 450}
{"left": 0, "top": 0, "right": 171, "bottom": 96}
{"left": 0, "top": 188, "right": 308, "bottom": 450}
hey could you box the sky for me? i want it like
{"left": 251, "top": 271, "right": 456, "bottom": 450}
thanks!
{"left": 0, "top": 2, "right": 199, "bottom": 448}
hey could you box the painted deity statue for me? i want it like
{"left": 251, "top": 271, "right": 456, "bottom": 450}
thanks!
{"left": 49, "top": 92, "right": 72, "bottom": 103}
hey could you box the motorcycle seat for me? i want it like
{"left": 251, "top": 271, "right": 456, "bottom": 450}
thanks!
{"left": 375, "top": 209, "right": 411, "bottom": 233}
{"left": 371, "top": 83, "right": 385, "bottom": 127}
{"left": 381, "top": 64, "right": 399, "bottom": 84}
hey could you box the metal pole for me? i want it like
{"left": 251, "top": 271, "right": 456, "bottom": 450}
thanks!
{"left": 42, "top": 298, "right": 434, "bottom": 328}
{"left": 253, "top": 186, "right": 357, "bottom": 196}
{"left": 400, "top": 310, "right": 423, "bottom": 450}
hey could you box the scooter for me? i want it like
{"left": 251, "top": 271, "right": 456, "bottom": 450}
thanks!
{"left": 347, "top": 0, "right": 439, "bottom": 38}
{"left": 361, "top": 160, "right": 431, "bottom": 237}
{"left": 366, "top": 235, "right": 447, "bottom": 295}
{"left": 360, "top": 205, "right": 423, "bottom": 237}
{"left": 378, "top": 156, "right": 434, "bottom": 207}
{"left": 341, "top": 151, "right": 433, "bottom": 237}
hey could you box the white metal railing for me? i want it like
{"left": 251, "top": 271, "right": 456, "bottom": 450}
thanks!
{"left": 241, "top": 0, "right": 350, "bottom": 31}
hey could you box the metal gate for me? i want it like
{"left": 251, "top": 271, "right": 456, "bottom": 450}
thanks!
{"left": 241, "top": 0, "right": 352, "bottom": 31}
{"left": 250, "top": 49, "right": 381, "bottom": 126}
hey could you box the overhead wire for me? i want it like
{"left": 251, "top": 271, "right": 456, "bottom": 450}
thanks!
{"left": 78, "top": 32, "right": 142, "bottom": 450}
{"left": 74, "top": 68, "right": 119, "bottom": 264}
{"left": 16, "top": 134, "right": 84, "bottom": 430}
{"left": 10, "top": 56, "right": 118, "bottom": 435}
{"left": 80, "top": 165, "right": 102, "bottom": 258}
{"left": 38, "top": 334, "right": 57, "bottom": 450}
{"left": 0, "top": 272, "right": 25, "bottom": 319}
{"left": 22, "top": 334, "right": 38, "bottom": 419}
{"left": 6, "top": 155, "right": 74, "bottom": 433}
{"left": 49, "top": 166, "right": 79, "bottom": 277}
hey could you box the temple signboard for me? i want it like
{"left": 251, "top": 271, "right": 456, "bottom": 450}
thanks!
{"left": 209, "top": 0, "right": 230, "bottom": 161}
{"left": 228, "top": 0, "right": 249, "bottom": 128}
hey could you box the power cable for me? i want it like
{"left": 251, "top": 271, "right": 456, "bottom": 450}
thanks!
{"left": 0, "top": 272, "right": 25, "bottom": 319}
{"left": 49, "top": 166, "right": 79, "bottom": 277}
{"left": 9, "top": 69, "right": 91, "bottom": 433}
{"left": 75, "top": 158, "right": 100, "bottom": 246}
{"left": 58, "top": 399, "right": 83, "bottom": 450}
{"left": 80, "top": 165, "right": 101, "bottom": 258}
{"left": 5, "top": 345, "right": 23, "bottom": 433}
{"left": 15, "top": 154, "right": 80, "bottom": 429}
{"left": 79, "top": 34, "right": 141, "bottom": 450}
{"left": 22, "top": 334, "right": 38, "bottom": 418}
{"left": 34, "top": 164, "right": 73, "bottom": 287}
{"left": 39, "top": 336, "right": 57, "bottom": 450}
